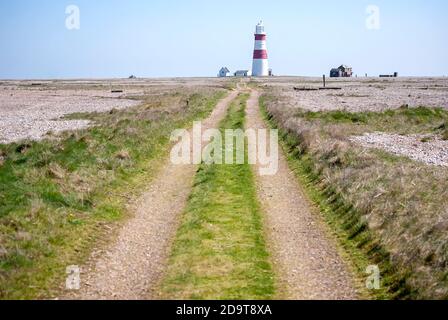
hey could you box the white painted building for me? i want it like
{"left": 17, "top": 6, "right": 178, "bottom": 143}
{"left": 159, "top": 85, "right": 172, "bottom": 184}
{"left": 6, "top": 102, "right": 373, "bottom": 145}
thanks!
{"left": 218, "top": 67, "right": 231, "bottom": 77}
{"left": 234, "top": 70, "right": 249, "bottom": 77}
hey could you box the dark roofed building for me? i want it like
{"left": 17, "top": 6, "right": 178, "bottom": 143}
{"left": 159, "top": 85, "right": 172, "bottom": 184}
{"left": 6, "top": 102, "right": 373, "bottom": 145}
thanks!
{"left": 330, "top": 65, "right": 353, "bottom": 78}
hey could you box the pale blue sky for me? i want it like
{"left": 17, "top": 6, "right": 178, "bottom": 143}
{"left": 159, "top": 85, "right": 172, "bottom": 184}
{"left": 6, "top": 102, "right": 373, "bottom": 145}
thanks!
{"left": 0, "top": 0, "right": 447, "bottom": 78}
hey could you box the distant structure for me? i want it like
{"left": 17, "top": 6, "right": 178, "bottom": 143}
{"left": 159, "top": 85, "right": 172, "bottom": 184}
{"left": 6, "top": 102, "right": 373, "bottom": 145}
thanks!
{"left": 234, "top": 70, "right": 250, "bottom": 77}
{"left": 379, "top": 72, "right": 398, "bottom": 78}
{"left": 218, "top": 67, "right": 231, "bottom": 77}
{"left": 330, "top": 65, "right": 353, "bottom": 78}
{"left": 252, "top": 21, "right": 269, "bottom": 77}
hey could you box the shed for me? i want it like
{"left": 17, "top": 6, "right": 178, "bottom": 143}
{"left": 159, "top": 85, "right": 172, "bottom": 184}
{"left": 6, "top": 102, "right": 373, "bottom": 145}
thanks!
{"left": 218, "top": 67, "right": 231, "bottom": 77}
{"left": 330, "top": 65, "right": 353, "bottom": 78}
{"left": 234, "top": 70, "right": 249, "bottom": 77}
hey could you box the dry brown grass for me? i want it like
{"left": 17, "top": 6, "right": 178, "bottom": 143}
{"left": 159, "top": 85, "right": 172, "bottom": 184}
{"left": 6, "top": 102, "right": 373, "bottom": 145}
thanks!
{"left": 262, "top": 92, "right": 448, "bottom": 299}
{"left": 440, "top": 123, "right": 448, "bottom": 140}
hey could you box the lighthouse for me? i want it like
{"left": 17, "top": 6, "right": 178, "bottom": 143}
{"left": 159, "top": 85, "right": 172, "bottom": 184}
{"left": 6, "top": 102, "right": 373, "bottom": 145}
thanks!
{"left": 252, "top": 21, "right": 269, "bottom": 77}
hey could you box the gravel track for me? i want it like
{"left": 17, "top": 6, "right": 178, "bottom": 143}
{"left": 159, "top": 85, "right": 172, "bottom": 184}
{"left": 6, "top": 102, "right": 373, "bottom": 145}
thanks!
{"left": 246, "top": 89, "right": 359, "bottom": 300}
{"left": 60, "top": 90, "right": 239, "bottom": 300}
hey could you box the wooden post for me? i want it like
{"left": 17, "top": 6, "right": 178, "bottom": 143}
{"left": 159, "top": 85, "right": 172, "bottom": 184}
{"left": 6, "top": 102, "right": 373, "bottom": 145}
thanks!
{"left": 323, "top": 74, "right": 326, "bottom": 88}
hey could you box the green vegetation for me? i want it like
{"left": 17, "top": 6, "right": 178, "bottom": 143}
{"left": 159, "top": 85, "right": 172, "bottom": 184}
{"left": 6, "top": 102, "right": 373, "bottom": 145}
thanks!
{"left": 296, "top": 106, "right": 448, "bottom": 136}
{"left": 438, "top": 122, "right": 448, "bottom": 140}
{"left": 261, "top": 117, "right": 393, "bottom": 299}
{"left": 0, "top": 88, "right": 226, "bottom": 299}
{"left": 222, "top": 79, "right": 239, "bottom": 91}
{"left": 160, "top": 93, "right": 276, "bottom": 300}
{"left": 261, "top": 93, "right": 448, "bottom": 300}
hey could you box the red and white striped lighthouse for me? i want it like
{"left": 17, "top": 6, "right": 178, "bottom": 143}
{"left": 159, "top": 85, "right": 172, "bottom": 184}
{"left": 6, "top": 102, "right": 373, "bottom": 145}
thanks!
{"left": 252, "top": 21, "right": 269, "bottom": 77}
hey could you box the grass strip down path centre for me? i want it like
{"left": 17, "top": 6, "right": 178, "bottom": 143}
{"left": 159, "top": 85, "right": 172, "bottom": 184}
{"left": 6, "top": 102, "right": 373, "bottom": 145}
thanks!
{"left": 160, "top": 93, "right": 276, "bottom": 300}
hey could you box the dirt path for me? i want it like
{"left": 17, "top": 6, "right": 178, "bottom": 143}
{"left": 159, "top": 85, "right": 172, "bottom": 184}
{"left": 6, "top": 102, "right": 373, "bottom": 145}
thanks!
{"left": 61, "top": 89, "right": 240, "bottom": 300}
{"left": 245, "top": 89, "right": 359, "bottom": 300}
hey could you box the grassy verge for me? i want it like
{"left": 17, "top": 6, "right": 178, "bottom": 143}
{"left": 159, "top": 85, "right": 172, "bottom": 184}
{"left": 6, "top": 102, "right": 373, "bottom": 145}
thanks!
{"left": 295, "top": 105, "right": 448, "bottom": 137}
{"left": 0, "top": 88, "right": 227, "bottom": 299}
{"left": 260, "top": 93, "right": 448, "bottom": 300}
{"left": 260, "top": 100, "right": 402, "bottom": 300}
{"left": 160, "top": 93, "right": 276, "bottom": 300}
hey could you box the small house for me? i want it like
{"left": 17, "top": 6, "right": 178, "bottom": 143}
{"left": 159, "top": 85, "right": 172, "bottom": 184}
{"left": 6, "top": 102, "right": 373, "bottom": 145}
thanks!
{"left": 330, "top": 65, "right": 353, "bottom": 78}
{"left": 218, "top": 67, "right": 231, "bottom": 77}
{"left": 234, "top": 70, "right": 249, "bottom": 77}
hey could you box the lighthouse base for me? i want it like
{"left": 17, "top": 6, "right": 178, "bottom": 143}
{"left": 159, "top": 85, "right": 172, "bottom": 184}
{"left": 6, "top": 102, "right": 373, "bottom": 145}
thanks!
{"left": 252, "top": 59, "right": 269, "bottom": 77}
